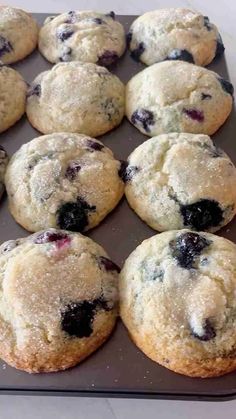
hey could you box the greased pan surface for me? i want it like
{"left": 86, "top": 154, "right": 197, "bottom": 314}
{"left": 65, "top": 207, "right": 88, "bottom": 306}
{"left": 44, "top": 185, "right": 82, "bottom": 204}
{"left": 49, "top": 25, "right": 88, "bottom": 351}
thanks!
{"left": 0, "top": 14, "right": 235, "bottom": 400}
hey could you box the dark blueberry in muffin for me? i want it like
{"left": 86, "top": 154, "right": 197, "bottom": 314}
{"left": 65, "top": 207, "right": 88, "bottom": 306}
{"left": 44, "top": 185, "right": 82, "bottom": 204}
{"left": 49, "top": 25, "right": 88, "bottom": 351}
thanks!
{"left": 215, "top": 34, "right": 225, "bottom": 58}
{"left": 202, "top": 142, "right": 224, "bottom": 158}
{"left": 118, "top": 161, "right": 139, "bottom": 183}
{"left": 0, "top": 35, "right": 13, "bottom": 57}
{"left": 86, "top": 139, "right": 104, "bottom": 151}
{"left": 65, "top": 163, "right": 81, "bottom": 180}
{"left": 105, "top": 11, "right": 115, "bottom": 20}
{"left": 126, "top": 31, "right": 132, "bottom": 48}
{"left": 1, "top": 240, "right": 20, "bottom": 253}
{"left": 131, "top": 108, "right": 155, "bottom": 132}
{"left": 191, "top": 319, "right": 216, "bottom": 341}
{"left": 57, "top": 27, "right": 74, "bottom": 41}
{"left": 98, "top": 256, "right": 120, "bottom": 273}
{"left": 183, "top": 108, "right": 204, "bottom": 122}
{"left": 170, "top": 232, "right": 210, "bottom": 269}
{"left": 201, "top": 93, "right": 212, "bottom": 100}
{"left": 59, "top": 47, "right": 72, "bottom": 62}
{"left": 61, "top": 301, "right": 96, "bottom": 338}
{"left": 65, "top": 10, "right": 77, "bottom": 24}
{"left": 167, "top": 49, "right": 194, "bottom": 63}
{"left": 130, "top": 42, "right": 145, "bottom": 62}
{"left": 97, "top": 50, "right": 119, "bottom": 66}
{"left": 27, "top": 84, "right": 41, "bottom": 98}
{"left": 218, "top": 77, "right": 234, "bottom": 96}
{"left": 93, "top": 17, "right": 103, "bottom": 25}
{"left": 180, "top": 199, "right": 223, "bottom": 231}
{"left": 61, "top": 297, "right": 111, "bottom": 338}
{"left": 203, "top": 16, "right": 212, "bottom": 31}
{"left": 57, "top": 198, "right": 96, "bottom": 232}
{"left": 34, "top": 230, "right": 69, "bottom": 244}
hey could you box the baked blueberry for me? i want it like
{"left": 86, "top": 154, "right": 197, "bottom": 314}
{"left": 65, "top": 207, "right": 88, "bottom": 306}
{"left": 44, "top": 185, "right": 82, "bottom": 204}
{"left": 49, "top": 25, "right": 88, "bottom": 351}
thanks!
{"left": 106, "top": 11, "right": 115, "bottom": 20}
{"left": 118, "top": 161, "right": 139, "bottom": 183}
{"left": 57, "top": 198, "right": 96, "bottom": 232}
{"left": 126, "top": 31, "right": 132, "bottom": 48}
{"left": 27, "top": 83, "right": 41, "bottom": 98}
{"left": 34, "top": 230, "right": 70, "bottom": 244}
{"left": 191, "top": 319, "right": 216, "bottom": 341}
{"left": 170, "top": 232, "right": 210, "bottom": 269}
{"left": 99, "top": 256, "right": 120, "bottom": 273}
{"left": 93, "top": 17, "right": 103, "bottom": 25}
{"left": 65, "top": 11, "right": 77, "bottom": 24}
{"left": 183, "top": 108, "right": 204, "bottom": 122}
{"left": 131, "top": 108, "right": 155, "bottom": 132}
{"left": 97, "top": 50, "right": 119, "bottom": 66}
{"left": 180, "top": 199, "right": 223, "bottom": 231}
{"left": 86, "top": 139, "right": 104, "bottom": 151}
{"left": 203, "top": 16, "right": 212, "bottom": 31}
{"left": 57, "top": 27, "right": 74, "bottom": 41}
{"left": 59, "top": 47, "right": 72, "bottom": 61}
{"left": 65, "top": 163, "right": 81, "bottom": 180}
{"left": 201, "top": 93, "right": 212, "bottom": 100}
{"left": 130, "top": 42, "right": 145, "bottom": 62}
{"left": 61, "top": 300, "right": 97, "bottom": 338}
{"left": 167, "top": 49, "right": 194, "bottom": 63}
{"left": 0, "top": 35, "right": 13, "bottom": 58}
{"left": 218, "top": 77, "right": 234, "bottom": 96}
{"left": 1, "top": 240, "right": 20, "bottom": 253}
{"left": 215, "top": 34, "right": 225, "bottom": 58}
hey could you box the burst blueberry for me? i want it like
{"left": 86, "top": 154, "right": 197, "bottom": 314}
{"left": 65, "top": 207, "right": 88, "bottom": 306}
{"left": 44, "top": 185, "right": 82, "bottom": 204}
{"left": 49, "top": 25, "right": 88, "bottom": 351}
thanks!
{"left": 57, "top": 198, "right": 96, "bottom": 232}
{"left": 61, "top": 297, "right": 111, "bottom": 338}
{"left": 27, "top": 84, "right": 41, "bottom": 98}
{"left": 203, "top": 16, "right": 212, "bottom": 31}
{"left": 183, "top": 108, "right": 204, "bottom": 122}
{"left": 118, "top": 161, "right": 139, "bottom": 183}
{"left": 65, "top": 163, "right": 81, "bottom": 180}
{"left": 34, "top": 231, "right": 69, "bottom": 244}
{"left": 130, "top": 42, "right": 145, "bottom": 62}
{"left": 131, "top": 108, "right": 155, "bottom": 132}
{"left": 215, "top": 34, "right": 225, "bottom": 58}
{"left": 93, "top": 17, "right": 103, "bottom": 24}
{"left": 191, "top": 319, "right": 216, "bottom": 341}
{"left": 99, "top": 256, "right": 120, "bottom": 273}
{"left": 57, "top": 27, "right": 74, "bottom": 41}
{"left": 180, "top": 199, "right": 223, "bottom": 231}
{"left": 105, "top": 11, "right": 115, "bottom": 20}
{"left": 218, "top": 77, "right": 234, "bottom": 96}
{"left": 97, "top": 50, "right": 119, "bottom": 66}
{"left": 170, "top": 232, "right": 210, "bottom": 269}
{"left": 167, "top": 49, "right": 194, "bottom": 63}
{"left": 126, "top": 31, "right": 132, "bottom": 48}
{"left": 201, "top": 93, "right": 212, "bottom": 100}
{"left": 86, "top": 139, "right": 104, "bottom": 152}
{"left": 0, "top": 35, "right": 13, "bottom": 58}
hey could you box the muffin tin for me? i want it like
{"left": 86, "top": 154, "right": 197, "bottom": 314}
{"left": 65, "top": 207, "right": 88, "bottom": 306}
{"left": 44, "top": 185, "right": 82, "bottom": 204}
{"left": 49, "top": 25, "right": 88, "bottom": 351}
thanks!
{"left": 0, "top": 14, "right": 235, "bottom": 400}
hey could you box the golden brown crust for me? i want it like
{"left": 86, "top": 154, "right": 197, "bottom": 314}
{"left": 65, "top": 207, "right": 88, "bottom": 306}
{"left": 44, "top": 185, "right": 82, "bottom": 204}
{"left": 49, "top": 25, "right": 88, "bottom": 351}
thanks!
{"left": 123, "top": 322, "right": 236, "bottom": 378}
{"left": 0, "top": 315, "right": 116, "bottom": 373}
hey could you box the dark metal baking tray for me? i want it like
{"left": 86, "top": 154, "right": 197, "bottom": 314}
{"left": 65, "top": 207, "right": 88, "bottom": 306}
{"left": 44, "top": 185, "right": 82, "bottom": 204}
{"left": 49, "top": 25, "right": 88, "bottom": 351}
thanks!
{"left": 0, "top": 14, "right": 235, "bottom": 401}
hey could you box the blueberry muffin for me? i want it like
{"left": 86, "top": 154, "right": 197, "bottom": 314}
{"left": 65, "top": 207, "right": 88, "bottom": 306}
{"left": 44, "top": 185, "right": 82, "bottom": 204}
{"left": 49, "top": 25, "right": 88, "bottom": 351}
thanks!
{"left": 126, "top": 61, "right": 233, "bottom": 136}
{"left": 120, "top": 230, "right": 236, "bottom": 377}
{"left": 39, "top": 10, "right": 126, "bottom": 66}
{"left": 5, "top": 133, "right": 124, "bottom": 233}
{"left": 0, "top": 145, "right": 8, "bottom": 200}
{"left": 0, "top": 65, "right": 27, "bottom": 133}
{"left": 128, "top": 8, "right": 224, "bottom": 66}
{"left": 122, "top": 133, "right": 236, "bottom": 233}
{"left": 0, "top": 6, "right": 38, "bottom": 64}
{"left": 0, "top": 229, "right": 119, "bottom": 373}
{"left": 26, "top": 62, "right": 125, "bottom": 136}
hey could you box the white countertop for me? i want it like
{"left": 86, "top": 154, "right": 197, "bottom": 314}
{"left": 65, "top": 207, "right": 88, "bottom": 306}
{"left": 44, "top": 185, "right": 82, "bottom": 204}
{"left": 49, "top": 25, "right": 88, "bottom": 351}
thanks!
{"left": 2, "top": 0, "right": 236, "bottom": 418}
